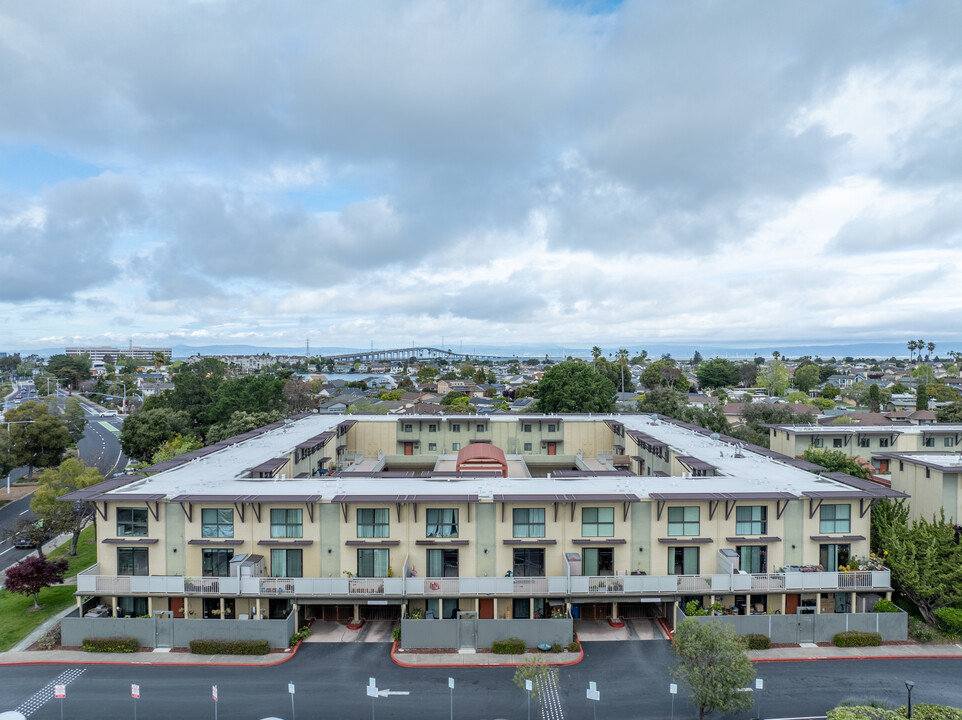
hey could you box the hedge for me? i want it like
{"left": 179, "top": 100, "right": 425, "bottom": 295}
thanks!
{"left": 491, "top": 637, "right": 526, "bottom": 654}
{"left": 934, "top": 607, "right": 962, "bottom": 635}
{"left": 828, "top": 704, "right": 962, "bottom": 720}
{"left": 82, "top": 637, "right": 139, "bottom": 653}
{"left": 740, "top": 633, "right": 771, "bottom": 650}
{"left": 872, "top": 598, "right": 900, "bottom": 613}
{"left": 833, "top": 631, "right": 882, "bottom": 647}
{"left": 189, "top": 639, "right": 270, "bottom": 655}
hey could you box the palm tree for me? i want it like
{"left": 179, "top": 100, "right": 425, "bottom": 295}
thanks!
{"left": 918, "top": 339, "right": 925, "bottom": 362}
{"left": 616, "top": 348, "right": 629, "bottom": 394}
{"left": 153, "top": 351, "right": 165, "bottom": 372}
{"left": 927, "top": 341, "right": 935, "bottom": 359}
{"left": 591, "top": 346, "right": 602, "bottom": 369}
{"left": 907, "top": 340, "right": 917, "bottom": 362}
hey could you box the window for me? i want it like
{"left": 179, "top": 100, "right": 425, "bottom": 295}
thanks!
{"left": 926, "top": 468, "right": 930, "bottom": 478}
{"left": 452, "top": 442, "right": 461, "bottom": 451}
{"left": 582, "top": 507, "right": 614, "bottom": 537}
{"left": 523, "top": 424, "right": 532, "bottom": 432}
{"left": 117, "top": 596, "right": 148, "bottom": 618}
{"left": 583, "top": 547, "right": 614, "bottom": 576}
{"left": 426, "top": 508, "right": 458, "bottom": 538}
{"left": 202, "top": 548, "right": 234, "bottom": 577}
{"left": 429, "top": 424, "right": 437, "bottom": 432}
{"left": 924, "top": 437, "right": 935, "bottom": 447}
{"left": 819, "top": 504, "right": 851, "bottom": 533}
{"left": 736, "top": 545, "right": 767, "bottom": 574}
{"left": 428, "top": 443, "right": 437, "bottom": 451}
{"left": 946, "top": 437, "right": 955, "bottom": 447}
{"left": 547, "top": 424, "right": 556, "bottom": 432}
{"left": 669, "top": 547, "right": 699, "bottom": 575}
{"left": 117, "top": 547, "right": 149, "bottom": 576}
{"left": 523, "top": 443, "right": 532, "bottom": 451}
{"left": 270, "top": 509, "right": 303, "bottom": 538}
{"left": 201, "top": 508, "right": 234, "bottom": 538}
{"left": 667, "top": 507, "right": 700, "bottom": 536}
{"left": 403, "top": 424, "right": 413, "bottom": 432}
{"left": 426, "top": 548, "right": 459, "bottom": 577}
{"left": 451, "top": 423, "right": 461, "bottom": 432}
{"left": 819, "top": 543, "right": 850, "bottom": 571}
{"left": 116, "top": 508, "right": 148, "bottom": 537}
{"left": 735, "top": 506, "right": 767, "bottom": 535}
{"left": 512, "top": 508, "right": 545, "bottom": 538}
{"left": 899, "top": 461, "right": 904, "bottom": 471}
{"left": 833, "top": 438, "right": 843, "bottom": 448}
{"left": 812, "top": 438, "right": 824, "bottom": 448}
{"left": 357, "top": 548, "right": 389, "bottom": 577}
{"left": 513, "top": 548, "right": 545, "bottom": 576}
{"left": 357, "top": 508, "right": 389, "bottom": 538}
{"left": 476, "top": 424, "right": 485, "bottom": 432}
{"left": 271, "top": 548, "right": 303, "bottom": 578}
{"left": 879, "top": 438, "right": 890, "bottom": 448}
{"left": 858, "top": 437, "right": 870, "bottom": 448}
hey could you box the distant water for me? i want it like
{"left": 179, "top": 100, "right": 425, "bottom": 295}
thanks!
{"left": 296, "top": 372, "right": 400, "bottom": 382}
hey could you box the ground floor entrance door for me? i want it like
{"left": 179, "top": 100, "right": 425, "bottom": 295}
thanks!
{"left": 169, "top": 597, "right": 185, "bottom": 618}
{"left": 478, "top": 598, "right": 494, "bottom": 619}
{"left": 546, "top": 443, "right": 557, "bottom": 455}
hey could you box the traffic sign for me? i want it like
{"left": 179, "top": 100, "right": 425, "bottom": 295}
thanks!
{"left": 755, "top": 678, "right": 764, "bottom": 690}
{"left": 212, "top": 686, "right": 218, "bottom": 702}
{"left": 288, "top": 683, "right": 295, "bottom": 695}
{"left": 525, "top": 680, "right": 532, "bottom": 692}
{"left": 54, "top": 685, "right": 66, "bottom": 699}
{"left": 669, "top": 683, "right": 678, "bottom": 695}
{"left": 131, "top": 684, "right": 140, "bottom": 699}
{"left": 448, "top": 678, "right": 454, "bottom": 690}
{"left": 366, "top": 686, "right": 379, "bottom": 699}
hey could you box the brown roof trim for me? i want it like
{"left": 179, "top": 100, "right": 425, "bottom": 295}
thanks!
{"left": 171, "top": 494, "right": 323, "bottom": 503}
{"left": 649, "top": 492, "right": 797, "bottom": 501}
{"left": 657, "top": 538, "right": 713, "bottom": 544}
{"left": 809, "top": 535, "right": 866, "bottom": 542}
{"left": 331, "top": 494, "right": 479, "bottom": 503}
{"left": 725, "top": 536, "right": 782, "bottom": 543}
{"left": 256, "top": 539, "right": 315, "bottom": 547}
{"left": 343, "top": 540, "right": 401, "bottom": 547}
{"left": 414, "top": 540, "right": 471, "bottom": 546}
{"left": 187, "top": 539, "right": 245, "bottom": 546}
{"left": 571, "top": 539, "right": 627, "bottom": 546}
{"left": 502, "top": 539, "right": 557, "bottom": 546}
{"left": 101, "top": 538, "right": 159, "bottom": 545}
{"left": 493, "top": 493, "right": 639, "bottom": 502}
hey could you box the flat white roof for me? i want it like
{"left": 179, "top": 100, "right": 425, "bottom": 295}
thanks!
{"left": 893, "top": 453, "right": 962, "bottom": 469}
{"left": 771, "top": 424, "right": 962, "bottom": 435}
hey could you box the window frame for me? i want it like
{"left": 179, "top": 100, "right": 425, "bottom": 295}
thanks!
{"left": 819, "top": 504, "right": 851, "bottom": 534}
{"left": 271, "top": 548, "right": 303, "bottom": 578}
{"left": 734, "top": 505, "right": 767, "bottom": 536}
{"left": 581, "top": 507, "right": 615, "bottom": 537}
{"left": 512, "top": 508, "right": 545, "bottom": 538}
{"left": 202, "top": 548, "right": 234, "bottom": 577}
{"left": 667, "top": 506, "right": 700, "bottom": 536}
{"left": 117, "top": 546, "right": 149, "bottom": 576}
{"left": 116, "top": 507, "right": 148, "bottom": 537}
{"left": 357, "top": 548, "right": 390, "bottom": 578}
{"left": 270, "top": 508, "right": 303, "bottom": 538}
{"left": 669, "top": 546, "right": 699, "bottom": 575}
{"left": 201, "top": 508, "right": 234, "bottom": 538}
{"left": 426, "top": 508, "right": 459, "bottom": 538}
{"left": 357, "top": 508, "right": 390, "bottom": 538}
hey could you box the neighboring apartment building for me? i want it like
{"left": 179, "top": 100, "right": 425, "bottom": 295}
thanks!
{"left": 64, "top": 414, "right": 902, "bottom": 641}
{"left": 66, "top": 346, "right": 172, "bottom": 363}
{"left": 874, "top": 452, "right": 962, "bottom": 524}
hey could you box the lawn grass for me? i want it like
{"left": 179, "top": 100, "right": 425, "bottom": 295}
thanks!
{"left": 0, "top": 525, "right": 98, "bottom": 652}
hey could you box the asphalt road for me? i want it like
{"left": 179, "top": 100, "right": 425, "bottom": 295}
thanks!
{"left": 2, "top": 643, "right": 962, "bottom": 720}
{"left": 0, "top": 494, "right": 39, "bottom": 569}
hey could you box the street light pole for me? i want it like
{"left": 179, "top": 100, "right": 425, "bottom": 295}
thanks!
{"left": 905, "top": 681, "right": 915, "bottom": 718}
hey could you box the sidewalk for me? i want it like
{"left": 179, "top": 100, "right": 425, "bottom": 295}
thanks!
{"left": 750, "top": 643, "right": 962, "bottom": 662}
{"left": 0, "top": 647, "right": 298, "bottom": 666}
{"left": 392, "top": 643, "right": 584, "bottom": 667}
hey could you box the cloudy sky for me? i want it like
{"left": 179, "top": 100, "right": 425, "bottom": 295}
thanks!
{"left": 1, "top": 1, "right": 961, "bottom": 353}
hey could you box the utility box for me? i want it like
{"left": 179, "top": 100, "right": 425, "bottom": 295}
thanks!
{"left": 566, "top": 553, "right": 582, "bottom": 576}
{"left": 230, "top": 553, "right": 265, "bottom": 578}
{"left": 717, "top": 548, "right": 739, "bottom": 575}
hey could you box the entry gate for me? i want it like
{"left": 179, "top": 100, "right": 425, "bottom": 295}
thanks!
{"left": 795, "top": 613, "right": 816, "bottom": 644}
{"left": 457, "top": 611, "right": 477, "bottom": 650}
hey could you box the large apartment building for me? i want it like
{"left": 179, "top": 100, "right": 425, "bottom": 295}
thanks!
{"left": 66, "top": 346, "right": 172, "bottom": 363}
{"left": 65, "top": 414, "right": 902, "bottom": 634}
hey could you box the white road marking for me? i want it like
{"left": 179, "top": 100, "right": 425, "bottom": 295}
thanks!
{"left": 0, "top": 547, "right": 12, "bottom": 557}
{"left": 16, "top": 668, "right": 86, "bottom": 717}
{"left": 19, "top": 508, "right": 30, "bottom": 515}
{"left": 538, "top": 670, "right": 565, "bottom": 720}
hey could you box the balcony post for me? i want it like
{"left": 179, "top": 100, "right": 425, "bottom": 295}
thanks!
{"left": 850, "top": 591, "right": 856, "bottom": 613}
{"left": 256, "top": 598, "right": 261, "bottom": 619}
{"left": 815, "top": 593, "right": 821, "bottom": 614}
{"left": 147, "top": 597, "right": 153, "bottom": 616}
{"left": 354, "top": 604, "right": 360, "bottom": 623}
{"left": 611, "top": 601, "right": 619, "bottom": 622}
{"left": 219, "top": 598, "right": 225, "bottom": 619}
{"left": 76, "top": 596, "right": 83, "bottom": 615}
{"left": 779, "top": 594, "right": 786, "bottom": 614}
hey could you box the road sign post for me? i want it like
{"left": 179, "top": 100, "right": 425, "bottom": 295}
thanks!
{"left": 587, "top": 681, "right": 600, "bottom": 720}
{"left": 131, "top": 684, "right": 140, "bottom": 720}
{"left": 368, "top": 677, "right": 378, "bottom": 720}
{"left": 289, "top": 682, "right": 296, "bottom": 720}
{"left": 755, "top": 677, "right": 763, "bottom": 720}
{"left": 448, "top": 677, "right": 454, "bottom": 720}
{"left": 525, "top": 679, "right": 533, "bottom": 720}
{"left": 669, "top": 683, "right": 677, "bottom": 720}
{"left": 55, "top": 684, "right": 66, "bottom": 720}
{"left": 212, "top": 685, "right": 218, "bottom": 720}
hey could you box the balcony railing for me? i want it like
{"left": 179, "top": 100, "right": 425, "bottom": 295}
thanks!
{"left": 75, "top": 564, "right": 890, "bottom": 598}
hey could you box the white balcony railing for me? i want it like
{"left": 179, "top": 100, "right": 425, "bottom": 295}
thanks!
{"left": 75, "top": 566, "right": 891, "bottom": 598}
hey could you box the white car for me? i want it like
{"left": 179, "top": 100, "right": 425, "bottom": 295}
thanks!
{"left": 100, "top": 410, "right": 118, "bottom": 417}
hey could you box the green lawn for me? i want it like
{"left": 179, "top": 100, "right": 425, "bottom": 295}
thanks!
{"left": 0, "top": 525, "right": 98, "bottom": 652}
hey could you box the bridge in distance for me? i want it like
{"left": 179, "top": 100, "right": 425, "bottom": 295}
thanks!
{"left": 323, "top": 346, "right": 525, "bottom": 363}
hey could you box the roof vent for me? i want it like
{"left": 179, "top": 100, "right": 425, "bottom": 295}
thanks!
{"left": 710, "top": 433, "right": 720, "bottom": 442}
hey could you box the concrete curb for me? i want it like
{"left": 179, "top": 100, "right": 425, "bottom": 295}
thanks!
{"left": 390, "top": 640, "right": 584, "bottom": 668}
{"left": 752, "top": 652, "right": 962, "bottom": 663}
{"left": 0, "top": 639, "right": 304, "bottom": 667}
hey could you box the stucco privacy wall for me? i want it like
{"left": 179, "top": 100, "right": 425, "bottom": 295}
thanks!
{"left": 679, "top": 610, "right": 907, "bottom": 643}
{"left": 400, "top": 618, "right": 573, "bottom": 649}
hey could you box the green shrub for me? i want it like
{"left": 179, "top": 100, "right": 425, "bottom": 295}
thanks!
{"left": 38, "top": 624, "right": 61, "bottom": 650}
{"left": 392, "top": 625, "right": 401, "bottom": 642}
{"left": 833, "top": 631, "right": 882, "bottom": 647}
{"left": 872, "top": 598, "right": 900, "bottom": 613}
{"left": 909, "top": 618, "right": 938, "bottom": 643}
{"left": 189, "top": 639, "right": 270, "bottom": 655}
{"left": 567, "top": 641, "right": 580, "bottom": 652}
{"left": 827, "top": 705, "right": 900, "bottom": 720}
{"left": 82, "top": 636, "right": 139, "bottom": 653}
{"left": 934, "top": 607, "right": 962, "bottom": 636}
{"left": 550, "top": 643, "right": 562, "bottom": 653}
{"left": 289, "top": 625, "right": 313, "bottom": 647}
{"left": 740, "top": 633, "right": 771, "bottom": 650}
{"left": 491, "top": 637, "right": 526, "bottom": 655}
{"left": 896, "top": 703, "right": 962, "bottom": 720}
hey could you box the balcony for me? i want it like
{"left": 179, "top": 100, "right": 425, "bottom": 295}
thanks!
{"left": 75, "top": 564, "right": 890, "bottom": 599}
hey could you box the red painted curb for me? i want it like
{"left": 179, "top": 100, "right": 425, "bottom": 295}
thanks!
{"left": 607, "top": 617, "right": 625, "bottom": 628}
{"left": 656, "top": 617, "right": 674, "bottom": 641}
{"left": 390, "top": 640, "right": 584, "bottom": 668}
{"left": 0, "top": 639, "right": 303, "bottom": 668}
{"left": 752, "top": 653, "right": 962, "bottom": 664}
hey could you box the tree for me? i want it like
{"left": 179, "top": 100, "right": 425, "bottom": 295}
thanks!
{"left": 810, "top": 397, "right": 836, "bottom": 410}
{"left": 397, "top": 375, "right": 415, "bottom": 391}
{"left": 595, "top": 357, "right": 636, "bottom": 394}
{"left": 935, "top": 401, "right": 962, "bottom": 423}
{"left": 46, "top": 353, "right": 92, "bottom": 390}
{"left": 630, "top": 351, "right": 649, "bottom": 365}
{"left": 513, "top": 656, "right": 558, "bottom": 699}
{"left": 205, "top": 410, "right": 285, "bottom": 443}
{"left": 637, "top": 387, "right": 687, "bottom": 418}
{"left": 31, "top": 458, "right": 102, "bottom": 556}
{"left": 4, "top": 555, "right": 69, "bottom": 609}
{"left": 872, "top": 503, "right": 962, "bottom": 625}
{"left": 801, "top": 448, "right": 873, "bottom": 480}
{"left": 119, "top": 408, "right": 194, "bottom": 463}
{"left": 591, "top": 346, "right": 602, "bottom": 369}
{"left": 153, "top": 351, "right": 166, "bottom": 372}
{"left": 868, "top": 384, "right": 881, "bottom": 413}
{"left": 640, "top": 359, "right": 689, "bottom": 392}
{"left": 691, "top": 350, "right": 703, "bottom": 365}
{"left": 925, "top": 383, "right": 960, "bottom": 402}
{"left": 616, "top": 348, "right": 630, "bottom": 394}
{"left": 916, "top": 385, "right": 929, "bottom": 411}
{"left": 695, "top": 359, "right": 739, "bottom": 389}
{"left": 820, "top": 384, "right": 839, "bottom": 399}
{"left": 913, "top": 365, "right": 936, "bottom": 385}
{"left": 283, "top": 377, "right": 315, "bottom": 414}
{"left": 441, "top": 391, "right": 468, "bottom": 405}
{"left": 907, "top": 340, "right": 917, "bottom": 362}
{"left": 416, "top": 366, "right": 438, "bottom": 383}
{"left": 206, "top": 374, "right": 286, "bottom": 428}
{"left": 672, "top": 619, "right": 755, "bottom": 720}
{"left": 5, "top": 402, "right": 71, "bottom": 480}
{"left": 63, "top": 398, "right": 87, "bottom": 444}
{"left": 151, "top": 433, "right": 204, "bottom": 464}
{"left": 163, "top": 357, "right": 229, "bottom": 428}
{"left": 473, "top": 368, "right": 487, "bottom": 385}
{"left": 729, "top": 404, "right": 814, "bottom": 449}
{"left": 786, "top": 391, "right": 811, "bottom": 405}
{"left": 738, "top": 362, "right": 758, "bottom": 387}
{"left": 535, "top": 361, "right": 616, "bottom": 413}
{"left": 758, "top": 359, "right": 790, "bottom": 396}
{"left": 793, "top": 364, "right": 821, "bottom": 393}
